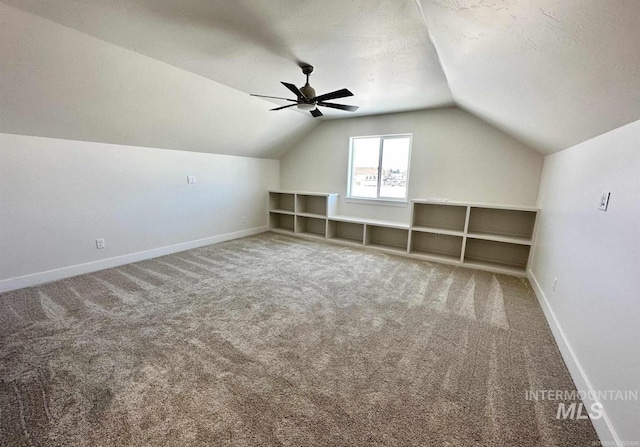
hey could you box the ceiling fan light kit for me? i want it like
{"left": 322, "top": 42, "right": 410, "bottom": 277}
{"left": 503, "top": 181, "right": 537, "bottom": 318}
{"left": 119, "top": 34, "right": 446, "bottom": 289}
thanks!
{"left": 297, "top": 103, "right": 316, "bottom": 111}
{"left": 250, "top": 64, "right": 359, "bottom": 118}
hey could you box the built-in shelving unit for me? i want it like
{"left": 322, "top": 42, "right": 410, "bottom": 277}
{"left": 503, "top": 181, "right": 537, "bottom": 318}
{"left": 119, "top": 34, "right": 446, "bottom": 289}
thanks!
{"left": 411, "top": 201, "right": 538, "bottom": 276}
{"left": 268, "top": 191, "right": 337, "bottom": 239}
{"left": 268, "top": 191, "right": 538, "bottom": 277}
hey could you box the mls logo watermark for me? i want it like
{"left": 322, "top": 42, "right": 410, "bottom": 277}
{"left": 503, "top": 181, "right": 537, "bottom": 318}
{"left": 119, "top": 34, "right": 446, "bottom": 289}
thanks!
{"left": 525, "top": 389, "right": 638, "bottom": 421}
{"left": 556, "top": 402, "right": 603, "bottom": 420}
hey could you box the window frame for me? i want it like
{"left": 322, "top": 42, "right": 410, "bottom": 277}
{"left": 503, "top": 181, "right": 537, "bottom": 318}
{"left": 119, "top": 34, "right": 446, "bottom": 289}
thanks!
{"left": 346, "top": 133, "right": 412, "bottom": 205}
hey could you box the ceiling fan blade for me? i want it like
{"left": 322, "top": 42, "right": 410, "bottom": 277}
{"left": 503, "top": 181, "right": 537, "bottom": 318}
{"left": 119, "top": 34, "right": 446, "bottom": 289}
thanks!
{"left": 270, "top": 104, "right": 297, "bottom": 111}
{"left": 310, "top": 108, "right": 323, "bottom": 118}
{"left": 312, "top": 88, "right": 353, "bottom": 102}
{"left": 281, "top": 82, "right": 306, "bottom": 99}
{"left": 250, "top": 94, "right": 296, "bottom": 102}
{"left": 317, "top": 102, "right": 359, "bottom": 112}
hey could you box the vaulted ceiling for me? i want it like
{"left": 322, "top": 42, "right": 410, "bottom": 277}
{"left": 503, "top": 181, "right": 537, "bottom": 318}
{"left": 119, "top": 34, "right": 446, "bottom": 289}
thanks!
{"left": 1, "top": 0, "right": 639, "bottom": 156}
{"left": 419, "top": 0, "right": 640, "bottom": 154}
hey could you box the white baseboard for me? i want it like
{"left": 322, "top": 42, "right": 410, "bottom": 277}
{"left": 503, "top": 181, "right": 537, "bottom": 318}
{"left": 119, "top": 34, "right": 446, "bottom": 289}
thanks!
{"left": 0, "top": 226, "right": 268, "bottom": 293}
{"left": 528, "top": 269, "right": 621, "bottom": 447}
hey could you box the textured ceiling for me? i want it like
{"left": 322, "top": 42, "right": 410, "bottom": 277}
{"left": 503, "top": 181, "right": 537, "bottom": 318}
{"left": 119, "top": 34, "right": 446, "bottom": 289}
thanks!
{"left": 2, "top": 0, "right": 640, "bottom": 155}
{"left": 0, "top": 0, "right": 454, "bottom": 118}
{"left": 419, "top": 0, "right": 640, "bottom": 154}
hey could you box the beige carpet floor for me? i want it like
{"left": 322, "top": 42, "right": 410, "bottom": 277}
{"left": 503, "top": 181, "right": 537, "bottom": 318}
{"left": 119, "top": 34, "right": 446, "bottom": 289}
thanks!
{"left": 1, "top": 232, "right": 598, "bottom": 446}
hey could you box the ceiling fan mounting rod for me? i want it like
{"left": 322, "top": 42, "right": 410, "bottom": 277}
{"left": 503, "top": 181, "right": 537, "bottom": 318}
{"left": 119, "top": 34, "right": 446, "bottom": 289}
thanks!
{"left": 301, "top": 64, "right": 314, "bottom": 86}
{"left": 297, "top": 64, "right": 316, "bottom": 104}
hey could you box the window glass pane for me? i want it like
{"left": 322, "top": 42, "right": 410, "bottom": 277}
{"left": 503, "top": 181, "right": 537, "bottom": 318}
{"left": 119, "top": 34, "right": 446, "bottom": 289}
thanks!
{"left": 380, "top": 137, "right": 410, "bottom": 198}
{"left": 350, "top": 137, "right": 380, "bottom": 198}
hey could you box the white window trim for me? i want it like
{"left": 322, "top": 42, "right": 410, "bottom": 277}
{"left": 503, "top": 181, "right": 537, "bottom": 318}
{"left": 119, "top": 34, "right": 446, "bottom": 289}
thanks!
{"left": 347, "top": 133, "right": 412, "bottom": 204}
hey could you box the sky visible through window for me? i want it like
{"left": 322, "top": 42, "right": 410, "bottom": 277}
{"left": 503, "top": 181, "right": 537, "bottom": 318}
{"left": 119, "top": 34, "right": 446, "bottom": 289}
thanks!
{"left": 350, "top": 135, "right": 410, "bottom": 199}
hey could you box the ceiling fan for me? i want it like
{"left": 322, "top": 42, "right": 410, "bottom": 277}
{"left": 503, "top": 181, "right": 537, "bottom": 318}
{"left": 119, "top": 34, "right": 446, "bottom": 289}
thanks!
{"left": 250, "top": 64, "right": 359, "bottom": 118}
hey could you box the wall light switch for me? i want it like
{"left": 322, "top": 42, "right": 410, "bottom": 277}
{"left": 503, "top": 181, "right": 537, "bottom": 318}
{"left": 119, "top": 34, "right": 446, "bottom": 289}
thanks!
{"left": 96, "top": 238, "right": 106, "bottom": 249}
{"left": 187, "top": 176, "right": 196, "bottom": 184}
{"left": 598, "top": 192, "right": 610, "bottom": 211}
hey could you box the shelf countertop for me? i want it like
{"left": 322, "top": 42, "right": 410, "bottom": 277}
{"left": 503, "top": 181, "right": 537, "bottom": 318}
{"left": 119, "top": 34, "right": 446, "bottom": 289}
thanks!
{"left": 329, "top": 215, "right": 410, "bottom": 229}
{"left": 412, "top": 199, "right": 539, "bottom": 212}
{"left": 269, "top": 190, "right": 339, "bottom": 197}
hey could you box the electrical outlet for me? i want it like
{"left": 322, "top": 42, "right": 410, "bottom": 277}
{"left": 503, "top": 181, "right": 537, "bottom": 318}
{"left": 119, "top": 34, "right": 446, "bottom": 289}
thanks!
{"left": 598, "top": 192, "right": 610, "bottom": 211}
{"left": 187, "top": 175, "right": 196, "bottom": 184}
{"left": 242, "top": 216, "right": 247, "bottom": 224}
{"left": 553, "top": 277, "right": 558, "bottom": 292}
{"left": 96, "top": 238, "right": 106, "bottom": 249}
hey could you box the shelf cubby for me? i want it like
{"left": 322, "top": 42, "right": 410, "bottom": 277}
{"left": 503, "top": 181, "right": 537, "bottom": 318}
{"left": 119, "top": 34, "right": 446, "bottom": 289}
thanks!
{"left": 269, "top": 192, "right": 296, "bottom": 213}
{"left": 365, "top": 225, "right": 409, "bottom": 253}
{"left": 269, "top": 212, "right": 295, "bottom": 233}
{"left": 467, "top": 207, "right": 536, "bottom": 242}
{"left": 412, "top": 203, "right": 467, "bottom": 233}
{"left": 463, "top": 238, "right": 531, "bottom": 274}
{"left": 296, "top": 194, "right": 328, "bottom": 217}
{"left": 327, "top": 220, "right": 364, "bottom": 245}
{"left": 296, "top": 216, "right": 326, "bottom": 239}
{"left": 410, "top": 232, "right": 463, "bottom": 262}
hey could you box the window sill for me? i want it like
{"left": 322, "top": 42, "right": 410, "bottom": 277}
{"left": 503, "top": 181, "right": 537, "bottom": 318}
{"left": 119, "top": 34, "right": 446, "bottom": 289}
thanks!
{"left": 345, "top": 197, "right": 409, "bottom": 208}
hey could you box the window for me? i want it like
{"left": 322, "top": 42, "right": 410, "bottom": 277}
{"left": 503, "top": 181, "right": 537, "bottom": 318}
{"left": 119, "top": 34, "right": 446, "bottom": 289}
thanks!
{"left": 348, "top": 134, "right": 411, "bottom": 201}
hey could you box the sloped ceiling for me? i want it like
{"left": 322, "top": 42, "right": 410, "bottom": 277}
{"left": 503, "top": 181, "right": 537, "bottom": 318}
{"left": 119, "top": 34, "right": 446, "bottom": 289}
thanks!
{"left": 1, "top": 0, "right": 639, "bottom": 156}
{"left": 0, "top": 0, "right": 453, "bottom": 118}
{"left": 0, "top": 2, "right": 316, "bottom": 159}
{"left": 418, "top": 0, "right": 640, "bottom": 154}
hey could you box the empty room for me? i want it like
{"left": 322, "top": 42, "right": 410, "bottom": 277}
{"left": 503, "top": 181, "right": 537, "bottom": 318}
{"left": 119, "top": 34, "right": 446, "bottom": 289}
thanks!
{"left": 1, "top": 1, "right": 639, "bottom": 446}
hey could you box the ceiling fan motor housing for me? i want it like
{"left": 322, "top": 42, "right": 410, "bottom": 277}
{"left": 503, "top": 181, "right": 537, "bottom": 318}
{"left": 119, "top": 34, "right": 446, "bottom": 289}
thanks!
{"left": 300, "top": 84, "right": 316, "bottom": 102}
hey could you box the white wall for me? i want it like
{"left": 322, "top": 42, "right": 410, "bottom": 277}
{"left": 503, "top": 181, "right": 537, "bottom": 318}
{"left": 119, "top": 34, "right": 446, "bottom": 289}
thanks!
{"left": 531, "top": 119, "right": 640, "bottom": 445}
{"left": 0, "top": 133, "right": 279, "bottom": 291}
{"left": 280, "top": 107, "right": 543, "bottom": 221}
